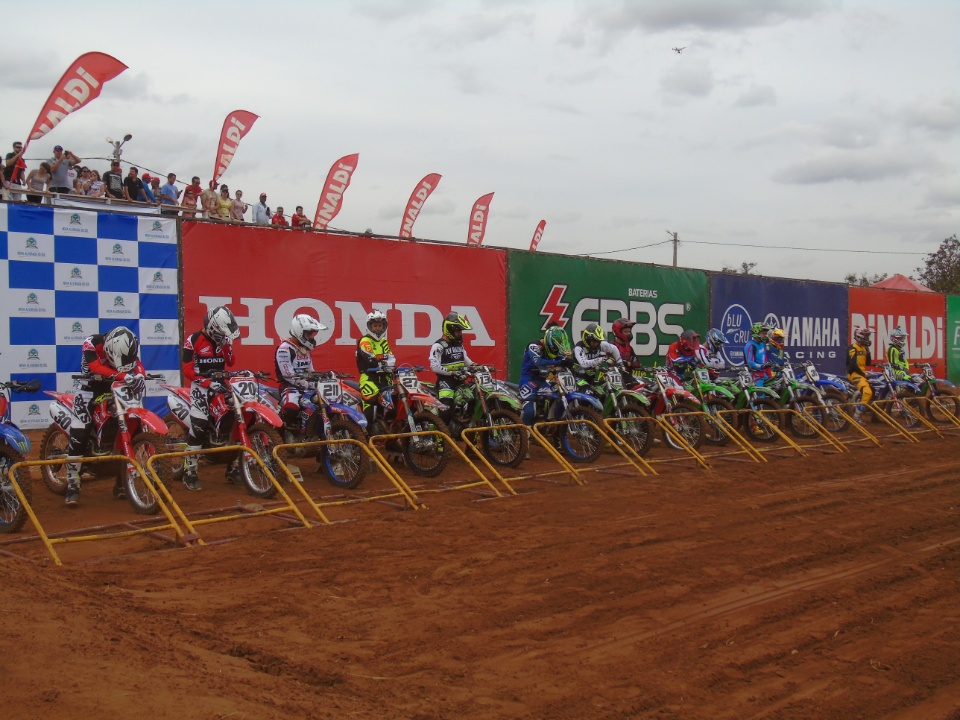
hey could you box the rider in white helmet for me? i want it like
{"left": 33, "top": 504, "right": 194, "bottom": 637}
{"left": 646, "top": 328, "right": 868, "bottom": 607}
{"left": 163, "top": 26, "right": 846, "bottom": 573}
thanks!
{"left": 275, "top": 313, "right": 327, "bottom": 442}
{"left": 356, "top": 309, "right": 396, "bottom": 424}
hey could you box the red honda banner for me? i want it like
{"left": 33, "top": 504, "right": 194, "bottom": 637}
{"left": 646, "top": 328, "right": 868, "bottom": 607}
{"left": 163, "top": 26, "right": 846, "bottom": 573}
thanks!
{"left": 529, "top": 219, "right": 546, "bottom": 252}
{"left": 467, "top": 192, "right": 494, "bottom": 246}
{"left": 314, "top": 153, "right": 360, "bottom": 229}
{"left": 212, "top": 109, "right": 259, "bottom": 185}
{"left": 24, "top": 52, "right": 127, "bottom": 151}
{"left": 398, "top": 173, "right": 442, "bottom": 239}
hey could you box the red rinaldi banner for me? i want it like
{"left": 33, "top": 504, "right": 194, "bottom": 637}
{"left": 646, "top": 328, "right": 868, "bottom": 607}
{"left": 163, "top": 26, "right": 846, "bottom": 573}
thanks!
{"left": 181, "top": 223, "right": 508, "bottom": 380}
{"left": 398, "top": 173, "right": 442, "bottom": 238}
{"left": 212, "top": 109, "right": 259, "bottom": 185}
{"left": 314, "top": 153, "right": 359, "bottom": 229}
{"left": 466, "top": 192, "right": 494, "bottom": 246}
{"left": 25, "top": 52, "right": 127, "bottom": 149}
{"left": 529, "top": 219, "right": 546, "bottom": 252}
{"left": 849, "top": 287, "right": 947, "bottom": 377}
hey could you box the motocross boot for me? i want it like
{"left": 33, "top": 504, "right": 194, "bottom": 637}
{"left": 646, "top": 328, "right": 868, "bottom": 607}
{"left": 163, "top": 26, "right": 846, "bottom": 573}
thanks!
{"left": 64, "top": 461, "right": 82, "bottom": 506}
{"left": 226, "top": 458, "right": 243, "bottom": 485}
{"left": 182, "top": 446, "right": 202, "bottom": 491}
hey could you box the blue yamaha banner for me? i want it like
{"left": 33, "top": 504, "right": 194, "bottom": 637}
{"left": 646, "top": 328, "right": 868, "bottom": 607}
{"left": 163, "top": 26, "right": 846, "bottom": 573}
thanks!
{"left": 709, "top": 274, "right": 849, "bottom": 375}
{"left": 1, "top": 204, "right": 180, "bottom": 427}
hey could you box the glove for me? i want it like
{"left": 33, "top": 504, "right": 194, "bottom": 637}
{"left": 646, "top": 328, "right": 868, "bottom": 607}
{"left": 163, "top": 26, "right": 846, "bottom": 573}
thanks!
{"left": 453, "top": 370, "right": 468, "bottom": 381}
{"left": 207, "top": 380, "right": 227, "bottom": 395}
{"left": 124, "top": 373, "right": 146, "bottom": 394}
{"left": 560, "top": 356, "right": 574, "bottom": 368}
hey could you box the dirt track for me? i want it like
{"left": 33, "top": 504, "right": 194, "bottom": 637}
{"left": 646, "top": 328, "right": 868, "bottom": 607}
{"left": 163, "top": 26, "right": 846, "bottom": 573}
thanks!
{"left": 2, "top": 428, "right": 960, "bottom": 720}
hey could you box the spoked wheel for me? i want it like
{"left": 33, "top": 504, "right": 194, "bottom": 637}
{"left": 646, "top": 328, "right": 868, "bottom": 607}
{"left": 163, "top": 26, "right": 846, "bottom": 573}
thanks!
{"left": 122, "top": 433, "right": 167, "bottom": 516}
{"left": 661, "top": 402, "right": 703, "bottom": 451}
{"left": 561, "top": 406, "right": 605, "bottom": 463}
{"left": 820, "top": 390, "right": 851, "bottom": 433}
{"left": 240, "top": 424, "right": 282, "bottom": 498}
{"left": 479, "top": 409, "right": 528, "bottom": 469}
{"left": 887, "top": 390, "right": 923, "bottom": 429}
{"left": 926, "top": 390, "right": 960, "bottom": 423}
{"left": 402, "top": 412, "right": 450, "bottom": 477}
{"left": 740, "top": 398, "right": 782, "bottom": 443}
{"left": 0, "top": 450, "right": 30, "bottom": 534}
{"left": 702, "top": 398, "right": 736, "bottom": 446}
{"left": 39, "top": 425, "right": 70, "bottom": 495}
{"left": 320, "top": 418, "right": 368, "bottom": 489}
{"left": 788, "top": 398, "right": 825, "bottom": 438}
{"left": 609, "top": 403, "right": 654, "bottom": 457}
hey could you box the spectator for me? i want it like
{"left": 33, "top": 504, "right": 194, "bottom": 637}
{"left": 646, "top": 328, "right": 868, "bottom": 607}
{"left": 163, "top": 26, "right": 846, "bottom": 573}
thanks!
{"left": 157, "top": 173, "right": 180, "bottom": 215}
{"left": 49, "top": 145, "right": 80, "bottom": 193}
{"left": 102, "top": 160, "right": 124, "bottom": 199}
{"left": 181, "top": 187, "right": 198, "bottom": 217}
{"left": 67, "top": 163, "right": 79, "bottom": 191}
{"left": 253, "top": 192, "right": 271, "bottom": 225}
{"left": 72, "top": 176, "right": 84, "bottom": 195}
{"left": 148, "top": 175, "right": 163, "bottom": 204}
{"left": 4, "top": 141, "right": 27, "bottom": 201}
{"left": 87, "top": 169, "right": 105, "bottom": 198}
{"left": 25, "top": 162, "right": 51, "bottom": 203}
{"left": 271, "top": 206, "right": 289, "bottom": 227}
{"left": 185, "top": 175, "right": 203, "bottom": 199}
{"left": 290, "top": 205, "right": 312, "bottom": 229}
{"left": 140, "top": 173, "right": 157, "bottom": 203}
{"left": 201, "top": 180, "right": 219, "bottom": 218}
{"left": 230, "top": 189, "right": 248, "bottom": 222}
{"left": 122, "top": 166, "right": 146, "bottom": 202}
{"left": 77, "top": 167, "right": 93, "bottom": 195}
{"left": 216, "top": 184, "right": 234, "bottom": 220}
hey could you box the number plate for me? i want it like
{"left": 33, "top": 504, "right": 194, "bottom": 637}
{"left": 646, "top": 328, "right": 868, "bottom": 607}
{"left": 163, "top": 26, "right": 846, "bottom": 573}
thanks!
{"left": 113, "top": 384, "right": 143, "bottom": 408}
{"left": 694, "top": 369, "right": 710, "bottom": 383}
{"left": 739, "top": 369, "right": 753, "bottom": 384}
{"left": 557, "top": 370, "right": 577, "bottom": 393}
{"left": 783, "top": 365, "right": 795, "bottom": 380}
{"left": 399, "top": 372, "right": 422, "bottom": 393}
{"left": 231, "top": 378, "right": 259, "bottom": 401}
{"left": 805, "top": 366, "right": 820, "bottom": 382}
{"left": 606, "top": 367, "right": 623, "bottom": 388}
{"left": 923, "top": 366, "right": 935, "bottom": 380}
{"left": 317, "top": 379, "right": 341, "bottom": 402}
{"left": 475, "top": 370, "right": 495, "bottom": 390}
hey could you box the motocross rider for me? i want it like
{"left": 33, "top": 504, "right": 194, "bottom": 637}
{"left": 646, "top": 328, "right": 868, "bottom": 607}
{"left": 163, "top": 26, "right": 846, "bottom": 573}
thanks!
{"left": 517, "top": 325, "right": 573, "bottom": 426}
{"left": 573, "top": 322, "right": 622, "bottom": 381}
{"left": 64, "top": 326, "right": 146, "bottom": 506}
{"left": 767, "top": 328, "right": 788, "bottom": 369}
{"left": 695, "top": 328, "right": 728, "bottom": 378}
{"left": 275, "top": 314, "right": 326, "bottom": 443}
{"left": 180, "top": 305, "right": 241, "bottom": 491}
{"left": 886, "top": 327, "right": 911, "bottom": 380}
{"left": 356, "top": 310, "right": 396, "bottom": 425}
{"left": 744, "top": 322, "right": 774, "bottom": 384}
{"left": 428, "top": 312, "right": 474, "bottom": 423}
{"left": 610, "top": 317, "right": 645, "bottom": 388}
{"left": 847, "top": 326, "right": 875, "bottom": 418}
{"left": 665, "top": 329, "right": 701, "bottom": 378}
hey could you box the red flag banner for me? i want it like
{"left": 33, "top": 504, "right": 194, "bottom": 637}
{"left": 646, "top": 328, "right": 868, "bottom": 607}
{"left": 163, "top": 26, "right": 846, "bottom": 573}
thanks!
{"left": 314, "top": 153, "right": 360, "bottom": 229}
{"left": 212, "top": 109, "right": 260, "bottom": 185}
{"left": 24, "top": 52, "right": 128, "bottom": 150}
{"left": 398, "top": 173, "right": 442, "bottom": 238}
{"left": 529, "top": 219, "right": 546, "bottom": 252}
{"left": 467, "top": 192, "right": 495, "bottom": 246}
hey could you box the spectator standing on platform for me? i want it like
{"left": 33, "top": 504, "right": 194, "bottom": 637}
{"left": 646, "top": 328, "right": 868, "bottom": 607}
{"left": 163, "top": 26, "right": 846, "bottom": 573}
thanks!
{"left": 103, "top": 160, "right": 124, "bottom": 199}
{"left": 160, "top": 173, "right": 180, "bottom": 215}
{"left": 122, "top": 167, "right": 146, "bottom": 202}
{"left": 87, "top": 170, "right": 105, "bottom": 198}
{"left": 216, "top": 185, "right": 234, "bottom": 220}
{"left": 253, "top": 193, "right": 271, "bottom": 225}
{"left": 49, "top": 145, "right": 80, "bottom": 193}
{"left": 291, "top": 205, "right": 312, "bottom": 229}
{"left": 181, "top": 188, "right": 198, "bottom": 217}
{"left": 201, "top": 180, "right": 219, "bottom": 217}
{"left": 139, "top": 173, "right": 157, "bottom": 203}
{"left": 230, "top": 189, "right": 248, "bottom": 222}
{"left": 25, "top": 162, "right": 50, "bottom": 203}
{"left": 148, "top": 175, "right": 163, "bottom": 203}
{"left": 185, "top": 175, "right": 203, "bottom": 200}
{"left": 272, "top": 207, "right": 289, "bottom": 227}
{"left": 4, "top": 141, "right": 27, "bottom": 200}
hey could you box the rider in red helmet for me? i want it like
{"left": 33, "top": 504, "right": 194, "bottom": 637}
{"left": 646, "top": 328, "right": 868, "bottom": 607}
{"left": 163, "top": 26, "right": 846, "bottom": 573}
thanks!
{"left": 666, "top": 329, "right": 701, "bottom": 377}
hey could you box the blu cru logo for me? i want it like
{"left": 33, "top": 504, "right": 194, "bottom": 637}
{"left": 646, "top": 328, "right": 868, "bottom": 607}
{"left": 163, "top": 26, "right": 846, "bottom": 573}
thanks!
{"left": 719, "top": 304, "right": 752, "bottom": 366}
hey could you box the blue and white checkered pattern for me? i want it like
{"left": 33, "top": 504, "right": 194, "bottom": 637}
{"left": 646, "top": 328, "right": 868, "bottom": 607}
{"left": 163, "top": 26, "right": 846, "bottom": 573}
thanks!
{"left": 1, "top": 204, "right": 181, "bottom": 427}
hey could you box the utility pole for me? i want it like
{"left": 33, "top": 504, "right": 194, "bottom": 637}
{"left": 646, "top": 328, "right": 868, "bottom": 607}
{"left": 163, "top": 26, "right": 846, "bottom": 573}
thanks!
{"left": 666, "top": 230, "right": 679, "bottom": 267}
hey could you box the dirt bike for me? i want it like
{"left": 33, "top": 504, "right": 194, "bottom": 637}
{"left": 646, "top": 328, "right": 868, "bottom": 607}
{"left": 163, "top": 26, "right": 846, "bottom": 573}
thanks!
{"left": 446, "top": 365, "right": 528, "bottom": 469}
{"left": 0, "top": 378, "right": 41, "bottom": 533}
{"left": 578, "top": 362, "right": 654, "bottom": 457}
{"left": 41, "top": 373, "right": 170, "bottom": 515}
{"left": 162, "top": 370, "right": 283, "bottom": 498}
{"left": 910, "top": 363, "right": 960, "bottom": 423}
{"left": 636, "top": 368, "right": 704, "bottom": 450}
{"left": 767, "top": 357, "right": 828, "bottom": 438}
{"left": 527, "top": 367, "right": 607, "bottom": 463}
{"left": 682, "top": 367, "right": 739, "bottom": 446}
{"left": 366, "top": 364, "right": 451, "bottom": 477}
{"left": 864, "top": 363, "right": 924, "bottom": 429}
{"left": 802, "top": 362, "right": 852, "bottom": 433}
{"left": 716, "top": 369, "right": 783, "bottom": 443}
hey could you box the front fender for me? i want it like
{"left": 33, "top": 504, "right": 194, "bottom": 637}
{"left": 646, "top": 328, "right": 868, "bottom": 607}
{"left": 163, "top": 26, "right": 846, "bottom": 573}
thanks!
{"left": 747, "top": 385, "right": 780, "bottom": 399}
{"left": 241, "top": 401, "right": 283, "bottom": 427}
{"left": 125, "top": 407, "right": 169, "bottom": 436}
{"left": 893, "top": 380, "right": 923, "bottom": 394}
{"left": 328, "top": 401, "right": 368, "bottom": 428}
{"left": 0, "top": 423, "right": 31, "bottom": 455}
{"left": 566, "top": 391, "right": 604, "bottom": 412}
{"left": 484, "top": 390, "right": 522, "bottom": 411}
{"left": 618, "top": 389, "right": 651, "bottom": 406}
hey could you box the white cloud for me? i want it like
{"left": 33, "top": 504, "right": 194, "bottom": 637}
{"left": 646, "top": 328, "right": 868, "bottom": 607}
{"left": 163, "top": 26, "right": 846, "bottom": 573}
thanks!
{"left": 733, "top": 84, "right": 777, "bottom": 108}
{"left": 772, "top": 147, "right": 926, "bottom": 184}
{"left": 659, "top": 60, "right": 714, "bottom": 102}
{"left": 901, "top": 91, "right": 960, "bottom": 137}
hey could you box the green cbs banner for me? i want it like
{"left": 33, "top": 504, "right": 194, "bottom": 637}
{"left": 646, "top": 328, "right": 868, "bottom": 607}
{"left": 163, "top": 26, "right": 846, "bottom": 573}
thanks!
{"left": 948, "top": 295, "right": 960, "bottom": 383}
{"left": 507, "top": 251, "right": 709, "bottom": 379}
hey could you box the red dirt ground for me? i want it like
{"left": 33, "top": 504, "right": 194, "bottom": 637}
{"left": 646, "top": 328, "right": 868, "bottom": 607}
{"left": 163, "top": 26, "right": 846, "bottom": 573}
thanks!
{"left": 2, "top": 426, "right": 959, "bottom": 720}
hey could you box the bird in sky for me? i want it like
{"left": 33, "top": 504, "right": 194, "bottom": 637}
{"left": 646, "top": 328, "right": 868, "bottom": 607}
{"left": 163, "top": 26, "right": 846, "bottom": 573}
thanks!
{"left": 672, "top": 47, "right": 686, "bottom": 54}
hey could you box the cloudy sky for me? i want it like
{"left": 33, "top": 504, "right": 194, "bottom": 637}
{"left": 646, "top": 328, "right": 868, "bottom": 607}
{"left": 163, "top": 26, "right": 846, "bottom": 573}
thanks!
{"left": 3, "top": 0, "right": 957, "bottom": 283}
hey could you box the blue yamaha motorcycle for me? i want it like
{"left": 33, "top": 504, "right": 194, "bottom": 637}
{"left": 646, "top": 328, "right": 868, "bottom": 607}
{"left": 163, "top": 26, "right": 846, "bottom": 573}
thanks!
{"left": 0, "top": 378, "right": 41, "bottom": 533}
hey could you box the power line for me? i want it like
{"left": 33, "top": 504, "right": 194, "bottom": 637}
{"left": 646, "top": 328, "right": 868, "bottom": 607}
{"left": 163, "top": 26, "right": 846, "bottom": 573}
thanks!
{"left": 576, "top": 239, "right": 673, "bottom": 256}
{"left": 583, "top": 239, "right": 927, "bottom": 257}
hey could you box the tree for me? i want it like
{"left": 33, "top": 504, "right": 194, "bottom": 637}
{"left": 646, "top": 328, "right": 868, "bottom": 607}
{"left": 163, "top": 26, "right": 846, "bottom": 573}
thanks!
{"left": 721, "top": 261, "right": 757, "bottom": 275}
{"left": 916, "top": 234, "right": 960, "bottom": 294}
{"left": 843, "top": 272, "right": 888, "bottom": 287}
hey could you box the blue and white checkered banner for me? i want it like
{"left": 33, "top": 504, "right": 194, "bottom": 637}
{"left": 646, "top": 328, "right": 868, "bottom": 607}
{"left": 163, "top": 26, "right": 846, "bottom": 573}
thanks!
{"left": 1, "top": 203, "right": 181, "bottom": 427}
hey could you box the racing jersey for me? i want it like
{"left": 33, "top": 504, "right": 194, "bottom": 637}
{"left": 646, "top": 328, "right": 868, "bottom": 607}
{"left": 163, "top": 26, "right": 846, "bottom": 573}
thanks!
{"left": 846, "top": 342, "right": 872, "bottom": 378}
{"left": 518, "top": 341, "right": 568, "bottom": 385}
{"left": 429, "top": 337, "right": 472, "bottom": 377}
{"left": 182, "top": 330, "right": 235, "bottom": 386}
{"left": 694, "top": 346, "right": 726, "bottom": 371}
{"left": 665, "top": 341, "right": 697, "bottom": 374}
{"left": 611, "top": 338, "right": 643, "bottom": 369}
{"left": 573, "top": 340, "right": 620, "bottom": 379}
{"left": 275, "top": 339, "right": 314, "bottom": 389}
{"left": 356, "top": 335, "right": 395, "bottom": 375}
{"left": 886, "top": 345, "right": 910, "bottom": 378}
{"left": 79, "top": 334, "right": 146, "bottom": 393}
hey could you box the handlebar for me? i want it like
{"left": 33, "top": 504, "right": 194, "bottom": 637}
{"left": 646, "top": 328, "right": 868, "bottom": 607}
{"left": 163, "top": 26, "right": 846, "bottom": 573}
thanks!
{"left": 204, "top": 370, "right": 271, "bottom": 381}
{"left": 911, "top": 362, "right": 936, "bottom": 369}
{"left": 72, "top": 372, "right": 165, "bottom": 381}
{"left": 304, "top": 370, "right": 353, "bottom": 380}
{"left": 1, "top": 379, "right": 42, "bottom": 393}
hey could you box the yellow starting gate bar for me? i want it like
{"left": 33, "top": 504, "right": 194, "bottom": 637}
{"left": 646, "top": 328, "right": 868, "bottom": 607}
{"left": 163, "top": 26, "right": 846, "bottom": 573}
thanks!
{"left": 696, "top": 408, "right": 766, "bottom": 464}
{"left": 531, "top": 417, "right": 650, "bottom": 482}
{"left": 652, "top": 412, "right": 712, "bottom": 470}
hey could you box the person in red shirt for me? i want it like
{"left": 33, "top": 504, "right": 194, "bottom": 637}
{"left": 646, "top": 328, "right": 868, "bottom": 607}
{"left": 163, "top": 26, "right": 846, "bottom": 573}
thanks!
{"left": 271, "top": 206, "right": 289, "bottom": 227}
{"left": 290, "top": 205, "right": 312, "bottom": 229}
{"left": 185, "top": 175, "right": 204, "bottom": 200}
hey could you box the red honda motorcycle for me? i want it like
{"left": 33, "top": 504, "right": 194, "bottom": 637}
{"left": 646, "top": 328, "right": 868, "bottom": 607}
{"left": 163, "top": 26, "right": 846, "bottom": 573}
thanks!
{"left": 638, "top": 368, "right": 705, "bottom": 450}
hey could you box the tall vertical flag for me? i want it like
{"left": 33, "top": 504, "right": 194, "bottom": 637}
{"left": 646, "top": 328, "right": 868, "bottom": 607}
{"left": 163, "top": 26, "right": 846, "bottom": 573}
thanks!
{"left": 23, "top": 52, "right": 128, "bottom": 152}
{"left": 314, "top": 154, "right": 360, "bottom": 229}
{"left": 529, "top": 220, "right": 546, "bottom": 251}
{"left": 398, "top": 173, "right": 442, "bottom": 238}
{"left": 466, "top": 192, "right": 495, "bottom": 246}
{"left": 212, "top": 110, "right": 259, "bottom": 186}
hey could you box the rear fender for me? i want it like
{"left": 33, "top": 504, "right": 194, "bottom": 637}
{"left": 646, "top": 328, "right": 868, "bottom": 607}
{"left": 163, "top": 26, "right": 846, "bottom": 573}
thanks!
{"left": 893, "top": 380, "right": 922, "bottom": 394}
{"left": 410, "top": 391, "right": 446, "bottom": 410}
{"left": 484, "top": 390, "right": 522, "bottom": 411}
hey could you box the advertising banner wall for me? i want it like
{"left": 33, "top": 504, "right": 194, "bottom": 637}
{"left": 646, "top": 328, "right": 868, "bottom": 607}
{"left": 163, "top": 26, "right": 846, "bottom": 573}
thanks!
{"left": 0, "top": 204, "right": 180, "bottom": 425}
{"left": 181, "top": 223, "right": 508, "bottom": 379}
{"left": 849, "top": 287, "right": 947, "bottom": 378}
{"left": 710, "top": 274, "right": 849, "bottom": 375}
{"left": 947, "top": 295, "right": 960, "bottom": 383}
{"left": 507, "top": 252, "right": 708, "bottom": 379}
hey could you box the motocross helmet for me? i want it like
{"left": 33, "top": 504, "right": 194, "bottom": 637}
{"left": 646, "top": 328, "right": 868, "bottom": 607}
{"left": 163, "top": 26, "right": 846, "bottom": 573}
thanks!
{"left": 582, "top": 322, "right": 604, "bottom": 349}
{"left": 611, "top": 317, "right": 637, "bottom": 343}
{"left": 769, "top": 328, "right": 786, "bottom": 349}
{"left": 543, "top": 325, "right": 572, "bottom": 359}
{"left": 442, "top": 312, "right": 471, "bottom": 341}
{"left": 853, "top": 326, "right": 873, "bottom": 347}
{"left": 204, "top": 305, "right": 241, "bottom": 346}
{"left": 103, "top": 326, "right": 139, "bottom": 373}
{"left": 678, "top": 329, "right": 700, "bottom": 354}
{"left": 366, "top": 310, "right": 388, "bottom": 340}
{"left": 290, "top": 313, "right": 326, "bottom": 351}
{"left": 889, "top": 326, "right": 907, "bottom": 348}
{"left": 750, "top": 322, "right": 771, "bottom": 341}
{"left": 705, "top": 328, "right": 727, "bottom": 351}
